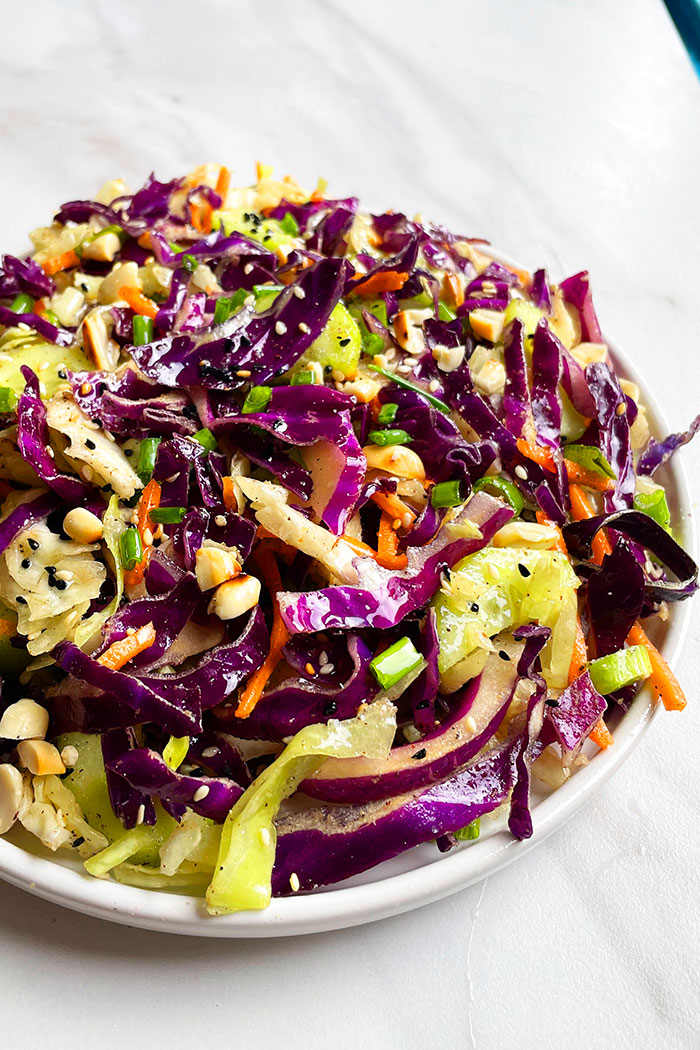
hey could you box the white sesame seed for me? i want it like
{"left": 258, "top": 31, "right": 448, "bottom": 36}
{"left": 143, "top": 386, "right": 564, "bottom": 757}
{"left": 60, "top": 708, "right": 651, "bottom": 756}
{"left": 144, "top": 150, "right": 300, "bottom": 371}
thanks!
{"left": 136, "top": 804, "right": 145, "bottom": 825}
{"left": 465, "top": 716, "right": 477, "bottom": 734}
{"left": 297, "top": 322, "right": 310, "bottom": 334}
{"left": 201, "top": 746, "right": 219, "bottom": 759}
{"left": 143, "top": 528, "right": 154, "bottom": 546}
{"left": 402, "top": 512, "right": 413, "bottom": 529}
{"left": 126, "top": 627, "right": 136, "bottom": 636}
{"left": 165, "top": 472, "right": 180, "bottom": 484}
{"left": 60, "top": 745, "right": 79, "bottom": 767}
{"left": 331, "top": 369, "right": 345, "bottom": 382}
{"left": 214, "top": 514, "right": 226, "bottom": 527}
{"left": 259, "top": 827, "right": 271, "bottom": 847}
{"left": 193, "top": 785, "right": 210, "bottom": 802}
{"left": 397, "top": 364, "right": 413, "bottom": 374}
{"left": 293, "top": 286, "right": 306, "bottom": 299}
{"left": 243, "top": 263, "right": 254, "bottom": 275}
{"left": 514, "top": 465, "right": 528, "bottom": 480}
{"left": 275, "top": 321, "right": 288, "bottom": 336}
{"left": 55, "top": 569, "right": 73, "bottom": 582}
{"left": 318, "top": 651, "right": 328, "bottom": 665}
{"left": 289, "top": 872, "right": 300, "bottom": 892}
{"left": 428, "top": 379, "right": 440, "bottom": 392}
{"left": 319, "top": 662, "right": 335, "bottom": 675}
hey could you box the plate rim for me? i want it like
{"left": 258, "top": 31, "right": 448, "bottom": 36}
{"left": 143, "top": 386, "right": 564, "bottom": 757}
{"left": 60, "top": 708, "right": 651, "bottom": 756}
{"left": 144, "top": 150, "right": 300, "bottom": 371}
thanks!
{"left": 0, "top": 333, "right": 694, "bottom": 938}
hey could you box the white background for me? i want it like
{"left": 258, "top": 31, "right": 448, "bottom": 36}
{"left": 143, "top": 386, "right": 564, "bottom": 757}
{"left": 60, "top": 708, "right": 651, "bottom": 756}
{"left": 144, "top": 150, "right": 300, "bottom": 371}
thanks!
{"left": 1, "top": 1, "right": 699, "bottom": 1047}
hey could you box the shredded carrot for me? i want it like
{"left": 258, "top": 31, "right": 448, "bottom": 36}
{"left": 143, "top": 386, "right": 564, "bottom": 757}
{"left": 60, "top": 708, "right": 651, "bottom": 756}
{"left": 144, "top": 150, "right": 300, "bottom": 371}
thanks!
{"left": 98, "top": 622, "right": 156, "bottom": 671}
{"left": 235, "top": 550, "right": 289, "bottom": 719}
{"left": 215, "top": 165, "right": 230, "bottom": 203}
{"left": 503, "top": 263, "right": 532, "bottom": 288}
{"left": 137, "top": 232, "right": 153, "bottom": 250}
{"left": 589, "top": 719, "right": 614, "bottom": 749}
{"left": 0, "top": 617, "right": 16, "bottom": 638}
{"left": 377, "top": 512, "right": 409, "bottom": 569}
{"left": 351, "top": 270, "right": 409, "bottom": 296}
{"left": 336, "top": 532, "right": 405, "bottom": 570}
{"left": 626, "top": 622, "right": 687, "bottom": 712}
{"left": 197, "top": 166, "right": 230, "bottom": 235}
{"left": 516, "top": 438, "right": 556, "bottom": 473}
{"left": 568, "top": 483, "right": 611, "bottom": 565}
{"left": 136, "top": 479, "right": 161, "bottom": 542}
{"left": 222, "top": 476, "right": 238, "bottom": 511}
{"left": 255, "top": 160, "right": 266, "bottom": 182}
{"left": 569, "top": 616, "right": 588, "bottom": 684}
{"left": 564, "top": 460, "right": 614, "bottom": 493}
{"left": 370, "top": 491, "right": 417, "bottom": 527}
{"left": 124, "top": 548, "right": 151, "bottom": 589}
{"left": 118, "top": 286, "right": 159, "bottom": 319}
{"left": 42, "top": 249, "right": 79, "bottom": 276}
{"left": 33, "top": 299, "right": 46, "bottom": 317}
{"left": 536, "top": 510, "right": 568, "bottom": 554}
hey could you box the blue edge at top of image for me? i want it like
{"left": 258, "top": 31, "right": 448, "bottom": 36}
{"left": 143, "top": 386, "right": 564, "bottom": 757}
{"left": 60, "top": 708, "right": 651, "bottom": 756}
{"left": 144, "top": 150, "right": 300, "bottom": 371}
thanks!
{"left": 664, "top": 0, "right": 700, "bottom": 75}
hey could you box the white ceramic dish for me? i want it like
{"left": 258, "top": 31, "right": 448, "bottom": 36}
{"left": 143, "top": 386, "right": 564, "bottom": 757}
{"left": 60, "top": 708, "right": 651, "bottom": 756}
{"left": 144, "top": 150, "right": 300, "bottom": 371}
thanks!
{"left": 0, "top": 335, "right": 694, "bottom": 937}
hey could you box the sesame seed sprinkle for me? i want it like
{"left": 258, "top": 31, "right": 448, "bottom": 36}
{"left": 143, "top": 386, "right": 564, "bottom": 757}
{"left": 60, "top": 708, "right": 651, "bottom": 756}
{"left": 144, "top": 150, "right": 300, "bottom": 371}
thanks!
{"left": 402, "top": 512, "right": 413, "bottom": 529}
{"left": 319, "top": 662, "right": 335, "bottom": 675}
{"left": 293, "top": 286, "right": 306, "bottom": 299}
{"left": 275, "top": 321, "right": 288, "bottom": 335}
{"left": 259, "top": 827, "right": 271, "bottom": 847}
{"left": 243, "top": 263, "right": 254, "bottom": 275}
{"left": 514, "top": 465, "right": 528, "bottom": 480}
{"left": 428, "top": 379, "right": 440, "bottom": 392}
{"left": 193, "top": 785, "right": 210, "bottom": 802}
{"left": 201, "top": 746, "right": 219, "bottom": 758}
{"left": 214, "top": 514, "right": 227, "bottom": 526}
{"left": 298, "top": 321, "right": 310, "bottom": 334}
{"left": 289, "top": 872, "right": 300, "bottom": 892}
{"left": 136, "top": 804, "right": 145, "bottom": 826}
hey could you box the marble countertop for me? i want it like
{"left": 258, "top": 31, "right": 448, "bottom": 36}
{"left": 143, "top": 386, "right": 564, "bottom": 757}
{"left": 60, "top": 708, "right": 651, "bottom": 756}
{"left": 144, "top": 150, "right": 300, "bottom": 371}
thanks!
{"left": 1, "top": 0, "right": 699, "bottom": 1047}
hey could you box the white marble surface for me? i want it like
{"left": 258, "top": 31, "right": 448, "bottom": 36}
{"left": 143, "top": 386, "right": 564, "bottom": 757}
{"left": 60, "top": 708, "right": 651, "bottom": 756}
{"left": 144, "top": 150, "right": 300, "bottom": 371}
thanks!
{"left": 1, "top": 0, "right": 700, "bottom": 1046}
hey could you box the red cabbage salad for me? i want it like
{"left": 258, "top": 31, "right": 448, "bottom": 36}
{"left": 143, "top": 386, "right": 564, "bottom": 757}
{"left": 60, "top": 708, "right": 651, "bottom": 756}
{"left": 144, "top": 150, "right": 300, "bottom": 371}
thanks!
{"left": 0, "top": 164, "right": 697, "bottom": 913}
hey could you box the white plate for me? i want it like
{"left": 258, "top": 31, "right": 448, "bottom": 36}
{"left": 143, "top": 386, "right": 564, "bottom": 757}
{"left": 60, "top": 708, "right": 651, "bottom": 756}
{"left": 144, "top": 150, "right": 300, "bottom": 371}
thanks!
{"left": 0, "top": 337, "right": 694, "bottom": 937}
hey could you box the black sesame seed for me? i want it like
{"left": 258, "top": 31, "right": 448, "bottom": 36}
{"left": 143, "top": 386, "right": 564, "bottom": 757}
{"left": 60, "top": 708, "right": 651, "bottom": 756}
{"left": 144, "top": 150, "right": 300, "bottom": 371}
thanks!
{"left": 72, "top": 836, "right": 85, "bottom": 848}
{"left": 124, "top": 448, "right": 134, "bottom": 457}
{"left": 545, "top": 698, "right": 560, "bottom": 708}
{"left": 498, "top": 650, "right": 511, "bottom": 661}
{"left": 16, "top": 595, "right": 27, "bottom": 605}
{"left": 21, "top": 558, "right": 31, "bottom": 569}
{"left": 338, "top": 337, "right": 351, "bottom": 347}
{"left": 45, "top": 565, "right": 57, "bottom": 574}
{"left": 54, "top": 579, "right": 68, "bottom": 591}
{"left": 415, "top": 700, "right": 430, "bottom": 709}
{"left": 323, "top": 701, "right": 338, "bottom": 716}
{"left": 518, "top": 563, "right": 531, "bottom": 578}
{"left": 58, "top": 370, "right": 67, "bottom": 380}
{"left": 85, "top": 438, "right": 96, "bottom": 450}
{"left": 470, "top": 602, "right": 480, "bottom": 613}
{"left": 411, "top": 748, "right": 427, "bottom": 760}
{"left": 27, "top": 538, "right": 40, "bottom": 551}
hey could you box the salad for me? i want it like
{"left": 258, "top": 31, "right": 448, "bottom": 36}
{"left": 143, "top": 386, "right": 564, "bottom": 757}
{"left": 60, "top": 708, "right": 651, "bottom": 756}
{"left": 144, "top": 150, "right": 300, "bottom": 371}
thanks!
{"left": 0, "top": 164, "right": 697, "bottom": 915}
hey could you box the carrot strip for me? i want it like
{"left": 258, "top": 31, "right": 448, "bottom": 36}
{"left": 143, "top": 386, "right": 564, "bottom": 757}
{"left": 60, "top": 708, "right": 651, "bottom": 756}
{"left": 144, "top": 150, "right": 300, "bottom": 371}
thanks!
{"left": 589, "top": 719, "right": 614, "bottom": 749}
{"left": 626, "top": 622, "right": 687, "bottom": 711}
{"left": 136, "top": 479, "right": 161, "bottom": 541}
{"left": 222, "top": 476, "right": 238, "bottom": 511}
{"left": 536, "top": 510, "right": 568, "bottom": 554}
{"left": 564, "top": 460, "right": 614, "bottom": 493}
{"left": 568, "top": 483, "right": 611, "bottom": 565}
{"left": 235, "top": 550, "right": 289, "bottom": 719}
{"left": 351, "top": 271, "right": 409, "bottom": 296}
{"left": 338, "top": 532, "right": 407, "bottom": 571}
{"left": 98, "top": 622, "right": 156, "bottom": 670}
{"left": 42, "top": 250, "right": 79, "bottom": 276}
{"left": 370, "top": 491, "right": 417, "bottom": 527}
{"left": 516, "top": 438, "right": 556, "bottom": 473}
{"left": 118, "top": 286, "right": 159, "bottom": 319}
{"left": 0, "top": 617, "right": 16, "bottom": 638}
{"left": 377, "top": 512, "right": 409, "bottom": 569}
{"left": 215, "top": 165, "right": 230, "bottom": 202}
{"left": 569, "top": 616, "right": 588, "bottom": 684}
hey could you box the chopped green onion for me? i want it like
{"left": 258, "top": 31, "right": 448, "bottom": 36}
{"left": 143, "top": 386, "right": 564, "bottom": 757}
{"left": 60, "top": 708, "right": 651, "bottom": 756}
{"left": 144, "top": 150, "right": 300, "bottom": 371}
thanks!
{"left": 291, "top": 370, "right": 314, "bottom": 386}
{"left": 193, "top": 427, "right": 218, "bottom": 452}
{"left": 279, "top": 212, "right": 300, "bottom": 237}
{"left": 454, "top": 818, "right": 480, "bottom": 841}
{"left": 242, "top": 385, "right": 272, "bottom": 414}
{"left": 0, "top": 386, "right": 18, "bottom": 413}
{"left": 363, "top": 332, "right": 385, "bottom": 357}
{"left": 431, "top": 480, "right": 463, "bottom": 508}
{"left": 10, "top": 293, "right": 34, "bottom": 315}
{"left": 563, "top": 443, "right": 616, "bottom": 479}
{"left": 132, "top": 314, "right": 154, "bottom": 346}
{"left": 588, "top": 645, "right": 652, "bottom": 695}
{"left": 163, "top": 735, "right": 190, "bottom": 771}
{"left": 377, "top": 402, "right": 399, "bottom": 426}
{"left": 370, "top": 637, "right": 423, "bottom": 690}
{"left": 367, "top": 428, "right": 413, "bottom": 447}
{"left": 366, "top": 299, "right": 389, "bottom": 329}
{"left": 91, "top": 223, "right": 124, "bottom": 242}
{"left": 368, "top": 364, "right": 451, "bottom": 414}
{"left": 252, "top": 284, "right": 285, "bottom": 301}
{"left": 473, "top": 476, "right": 525, "bottom": 517}
{"left": 43, "top": 308, "right": 61, "bottom": 327}
{"left": 119, "top": 526, "right": 143, "bottom": 571}
{"left": 438, "top": 302, "right": 457, "bottom": 323}
{"left": 136, "top": 437, "right": 161, "bottom": 483}
{"left": 149, "top": 506, "right": 187, "bottom": 524}
{"left": 634, "top": 489, "right": 671, "bottom": 532}
{"left": 213, "top": 288, "right": 249, "bottom": 325}
{"left": 181, "top": 253, "right": 199, "bottom": 273}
